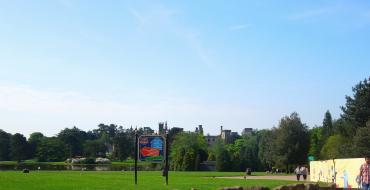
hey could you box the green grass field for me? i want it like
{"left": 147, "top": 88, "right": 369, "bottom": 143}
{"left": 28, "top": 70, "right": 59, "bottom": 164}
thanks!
{"left": 0, "top": 171, "right": 297, "bottom": 190}
{"left": 0, "top": 160, "right": 151, "bottom": 166}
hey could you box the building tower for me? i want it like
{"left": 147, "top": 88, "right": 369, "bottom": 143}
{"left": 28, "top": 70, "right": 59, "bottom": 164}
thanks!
{"left": 164, "top": 121, "right": 168, "bottom": 133}
{"left": 198, "top": 125, "right": 204, "bottom": 135}
{"left": 159, "top": 122, "right": 164, "bottom": 135}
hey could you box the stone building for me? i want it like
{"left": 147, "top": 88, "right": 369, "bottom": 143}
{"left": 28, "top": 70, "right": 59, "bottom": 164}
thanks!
{"left": 205, "top": 134, "right": 218, "bottom": 146}
{"left": 158, "top": 122, "right": 168, "bottom": 135}
{"left": 242, "top": 128, "right": 253, "bottom": 136}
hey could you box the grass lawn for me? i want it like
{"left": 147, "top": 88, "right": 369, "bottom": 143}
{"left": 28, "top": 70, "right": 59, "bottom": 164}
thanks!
{"left": 0, "top": 161, "right": 67, "bottom": 165}
{"left": 251, "top": 172, "right": 293, "bottom": 176}
{"left": 0, "top": 171, "right": 297, "bottom": 190}
{"left": 0, "top": 160, "right": 150, "bottom": 166}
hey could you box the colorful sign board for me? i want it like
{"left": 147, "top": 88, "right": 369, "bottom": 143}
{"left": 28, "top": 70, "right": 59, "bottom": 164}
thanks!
{"left": 138, "top": 135, "right": 165, "bottom": 162}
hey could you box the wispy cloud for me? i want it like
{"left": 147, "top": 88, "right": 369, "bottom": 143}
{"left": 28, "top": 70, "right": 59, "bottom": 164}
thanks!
{"left": 128, "top": 5, "right": 214, "bottom": 67}
{"left": 182, "top": 32, "right": 212, "bottom": 66}
{"left": 78, "top": 29, "right": 106, "bottom": 43}
{"left": 129, "top": 6, "right": 176, "bottom": 32}
{"left": 288, "top": 5, "right": 342, "bottom": 20}
{"left": 0, "top": 84, "right": 257, "bottom": 136}
{"left": 57, "top": 0, "right": 73, "bottom": 8}
{"left": 229, "top": 24, "right": 251, "bottom": 31}
{"left": 129, "top": 8, "right": 148, "bottom": 29}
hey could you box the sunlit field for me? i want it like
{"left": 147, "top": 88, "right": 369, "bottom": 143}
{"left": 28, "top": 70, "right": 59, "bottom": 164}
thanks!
{"left": 0, "top": 171, "right": 296, "bottom": 190}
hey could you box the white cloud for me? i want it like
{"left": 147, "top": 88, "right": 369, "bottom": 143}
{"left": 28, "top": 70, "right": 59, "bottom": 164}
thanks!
{"left": 0, "top": 84, "right": 258, "bottom": 137}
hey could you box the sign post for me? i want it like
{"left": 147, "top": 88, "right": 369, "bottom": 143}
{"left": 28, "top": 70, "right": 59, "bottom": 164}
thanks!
{"left": 134, "top": 130, "right": 138, "bottom": 185}
{"left": 136, "top": 134, "right": 168, "bottom": 186}
{"left": 165, "top": 133, "right": 169, "bottom": 185}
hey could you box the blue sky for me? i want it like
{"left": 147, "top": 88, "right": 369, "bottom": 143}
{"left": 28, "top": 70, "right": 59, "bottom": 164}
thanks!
{"left": 0, "top": 0, "right": 369, "bottom": 137}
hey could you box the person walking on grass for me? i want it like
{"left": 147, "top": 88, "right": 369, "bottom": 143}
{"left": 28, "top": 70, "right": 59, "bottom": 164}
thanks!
{"left": 300, "top": 165, "right": 308, "bottom": 181}
{"left": 359, "top": 155, "right": 370, "bottom": 190}
{"left": 295, "top": 165, "right": 301, "bottom": 181}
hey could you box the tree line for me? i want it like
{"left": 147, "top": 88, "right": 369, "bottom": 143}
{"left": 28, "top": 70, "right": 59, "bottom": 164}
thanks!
{"left": 0, "top": 124, "right": 135, "bottom": 162}
{"left": 168, "top": 77, "right": 370, "bottom": 172}
{"left": 0, "top": 124, "right": 185, "bottom": 163}
{"left": 0, "top": 77, "right": 369, "bottom": 172}
{"left": 169, "top": 112, "right": 309, "bottom": 172}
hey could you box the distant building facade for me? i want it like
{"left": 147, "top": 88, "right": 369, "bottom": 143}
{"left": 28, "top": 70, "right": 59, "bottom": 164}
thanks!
{"left": 158, "top": 122, "right": 168, "bottom": 135}
{"left": 205, "top": 134, "right": 218, "bottom": 146}
{"left": 202, "top": 125, "right": 241, "bottom": 146}
{"left": 195, "top": 125, "right": 204, "bottom": 135}
{"left": 220, "top": 126, "right": 239, "bottom": 144}
{"left": 143, "top": 127, "right": 154, "bottom": 135}
{"left": 242, "top": 128, "right": 253, "bottom": 136}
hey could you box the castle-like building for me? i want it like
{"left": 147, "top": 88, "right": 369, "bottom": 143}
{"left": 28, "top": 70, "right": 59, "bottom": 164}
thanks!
{"left": 142, "top": 122, "right": 251, "bottom": 147}
{"left": 204, "top": 126, "right": 250, "bottom": 146}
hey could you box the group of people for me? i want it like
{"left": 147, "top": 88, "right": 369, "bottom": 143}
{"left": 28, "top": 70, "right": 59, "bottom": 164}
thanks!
{"left": 294, "top": 165, "right": 308, "bottom": 181}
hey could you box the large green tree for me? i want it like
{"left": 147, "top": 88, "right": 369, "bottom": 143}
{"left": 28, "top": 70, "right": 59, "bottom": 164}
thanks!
{"left": 332, "top": 118, "right": 356, "bottom": 138}
{"left": 10, "top": 133, "right": 29, "bottom": 162}
{"left": 28, "top": 132, "right": 44, "bottom": 159}
{"left": 239, "top": 136, "right": 259, "bottom": 171}
{"left": 58, "top": 127, "right": 87, "bottom": 157}
{"left": 226, "top": 135, "right": 260, "bottom": 171}
{"left": 308, "top": 126, "right": 324, "bottom": 160}
{"left": 83, "top": 139, "right": 106, "bottom": 158}
{"left": 274, "top": 112, "right": 309, "bottom": 170}
{"left": 322, "top": 111, "right": 333, "bottom": 138}
{"left": 257, "top": 129, "right": 276, "bottom": 170}
{"left": 94, "top": 124, "right": 117, "bottom": 139}
{"left": 341, "top": 77, "right": 370, "bottom": 133}
{"left": 320, "top": 135, "right": 352, "bottom": 159}
{"left": 113, "top": 131, "right": 132, "bottom": 161}
{"left": 0, "top": 129, "right": 11, "bottom": 161}
{"left": 170, "top": 132, "right": 207, "bottom": 171}
{"left": 215, "top": 140, "right": 231, "bottom": 171}
{"left": 37, "top": 137, "right": 67, "bottom": 162}
{"left": 353, "top": 123, "right": 370, "bottom": 157}
{"left": 182, "top": 149, "right": 196, "bottom": 171}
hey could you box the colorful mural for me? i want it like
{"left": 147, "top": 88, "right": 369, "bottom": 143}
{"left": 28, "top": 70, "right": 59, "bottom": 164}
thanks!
{"left": 310, "top": 158, "right": 364, "bottom": 188}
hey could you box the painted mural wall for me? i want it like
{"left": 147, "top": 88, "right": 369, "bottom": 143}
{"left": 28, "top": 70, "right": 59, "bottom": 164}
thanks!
{"left": 310, "top": 158, "right": 364, "bottom": 188}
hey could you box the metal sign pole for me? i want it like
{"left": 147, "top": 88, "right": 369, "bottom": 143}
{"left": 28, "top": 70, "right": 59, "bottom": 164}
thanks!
{"left": 165, "top": 133, "right": 169, "bottom": 185}
{"left": 134, "top": 130, "right": 138, "bottom": 185}
{"left": 137, "top": 134, "right": 166, "bottom": 186}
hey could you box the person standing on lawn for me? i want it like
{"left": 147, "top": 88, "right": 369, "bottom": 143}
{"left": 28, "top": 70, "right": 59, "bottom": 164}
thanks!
{"left": 295, "top": 165, "right": 301, "bottom": 181}
{"left": 300, "top": 165, "right": 308, "bottom": 180}
{"left": 359, "top": 156, "right": 370, "bottom": 190}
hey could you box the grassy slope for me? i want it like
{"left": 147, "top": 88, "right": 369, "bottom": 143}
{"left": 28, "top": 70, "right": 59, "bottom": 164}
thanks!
{"left": 0, "top": 171, "right": 296, "bottom": 190}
